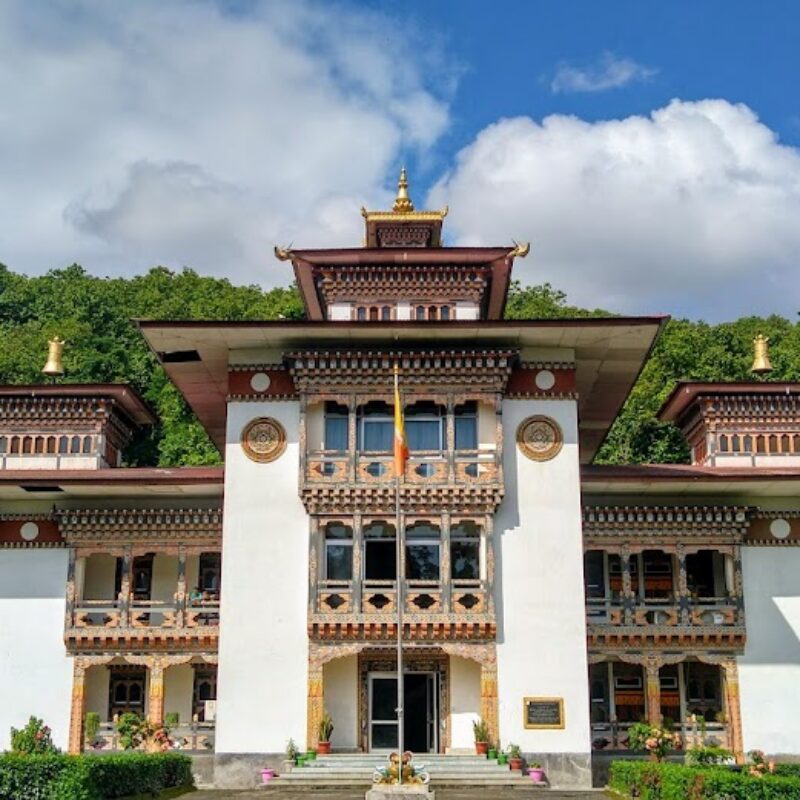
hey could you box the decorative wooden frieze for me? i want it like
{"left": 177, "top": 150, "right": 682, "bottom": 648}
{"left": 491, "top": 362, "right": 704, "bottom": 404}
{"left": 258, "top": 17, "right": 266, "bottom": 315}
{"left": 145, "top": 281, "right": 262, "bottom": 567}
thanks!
{"left": 583, "top": 505, "right": 750, "bottom": 544}
{"left": 56, "top": 507, "right": 223, "bottom": 544}
{"left": 65, "top": 628, "right": 219, "bottom": 652}
{"left": 587, "top": 626, "right": 745, "bottom": 650}
{"left": 505, "top": 363, "right": 577, "bottom": 399}
{"left": 0, "top": 514, "right": 64, "bottom": 548}
{"left": 286, "top": 348, "right": 517, "bottom": 393}
{"left": 308, "top": 620, "right": 495, "bottom": 642}
{"left": 747, "top": 511, "right": 800, "bottom": 545}
{"left": 227, "top": 365, "right": 297, "bottom": 401}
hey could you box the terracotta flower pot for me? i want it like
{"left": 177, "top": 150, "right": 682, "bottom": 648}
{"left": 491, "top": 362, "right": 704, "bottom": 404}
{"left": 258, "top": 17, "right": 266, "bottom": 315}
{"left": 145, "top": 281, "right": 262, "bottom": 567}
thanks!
{"left": 475, "top": 741, "right": 489, "bottom": 755}
{"left": 509, "top": 757, "right": 523, "bottom": 771}
{"left": 317, "top": 741, "right": 332, "bottom": 755}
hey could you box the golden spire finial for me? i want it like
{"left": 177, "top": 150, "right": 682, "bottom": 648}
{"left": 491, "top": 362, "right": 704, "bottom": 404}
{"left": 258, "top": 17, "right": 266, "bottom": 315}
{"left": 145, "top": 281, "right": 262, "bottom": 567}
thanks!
{"left": 751, "top": 334, "right": 773, "bottom": 375}
{"left": 392, "top": 167, "right": 415, "bottom": 213}
{"left": 42, "top": 337, "right": 65, "bottom": 377}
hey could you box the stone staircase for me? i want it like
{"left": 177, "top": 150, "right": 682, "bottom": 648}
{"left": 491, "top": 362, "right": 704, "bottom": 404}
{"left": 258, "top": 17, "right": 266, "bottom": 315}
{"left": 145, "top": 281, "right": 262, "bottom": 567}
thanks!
{"left": 267, "top": 753, "right": 545, "bottom": 789}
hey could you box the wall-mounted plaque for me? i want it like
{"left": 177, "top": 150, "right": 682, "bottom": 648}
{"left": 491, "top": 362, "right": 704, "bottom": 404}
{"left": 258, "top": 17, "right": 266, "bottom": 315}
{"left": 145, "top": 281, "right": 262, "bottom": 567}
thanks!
{"left": 241, "top": 417, "right": 287, "bottom": 463}
{"left": 516, "top": 416, "right": 563, "bottom": 462}
{"left": 523, "top": 696, "right": 564, "bottom": 729}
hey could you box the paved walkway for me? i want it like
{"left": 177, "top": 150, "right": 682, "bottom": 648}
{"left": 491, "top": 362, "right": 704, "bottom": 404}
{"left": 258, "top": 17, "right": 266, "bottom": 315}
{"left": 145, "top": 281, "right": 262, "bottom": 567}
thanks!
{"left": 189, "top": 790, "right": 609, "bottom": 799}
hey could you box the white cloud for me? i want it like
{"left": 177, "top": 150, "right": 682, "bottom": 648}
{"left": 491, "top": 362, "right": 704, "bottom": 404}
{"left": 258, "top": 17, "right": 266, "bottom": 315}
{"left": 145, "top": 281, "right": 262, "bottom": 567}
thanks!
{"left": 551, "top": 52, "right": 656, "bottom": 93}
{"left": 0, "top": 0, "right": 452, "bottom": 281}
{"left": 428, "top": 99, "right": 800, "bottom": 319}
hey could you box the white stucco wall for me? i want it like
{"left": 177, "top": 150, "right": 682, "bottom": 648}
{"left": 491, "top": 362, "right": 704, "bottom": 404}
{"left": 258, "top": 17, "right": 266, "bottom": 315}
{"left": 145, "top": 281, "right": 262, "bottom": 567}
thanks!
{"left": 494, "top": 399, "right": 591, "bottom": 759}
{"left": 323, "top": 656, "right": 357, "bottom": 749}
{"left": 83, "top": 554, "right": 116, "bottom": 600}
{"left": 151, "top": 554, "right": 177, "bottom": 604}
{"left": 739, "top": 547, "right": 800, "bottom": 754}
{"left": 215, "top": 401, "right": 309, "bottom": 753}
{"left": 454, "top": 302, "right": 479, "bottom": 320}
{"left": 449, "top": 656, "right": 480, "bottom": 751}
{"left": 165, "top": 663, "right": 194, "bottom": 725}
{"left": 0, "top": 550, "right": 73, "bottom": 750}
{"left": 85, "top": 665, "right": 110, "bottom": 721}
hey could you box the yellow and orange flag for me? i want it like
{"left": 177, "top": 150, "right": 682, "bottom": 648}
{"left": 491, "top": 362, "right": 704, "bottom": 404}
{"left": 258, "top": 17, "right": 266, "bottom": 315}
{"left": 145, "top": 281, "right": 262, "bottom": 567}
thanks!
{"left": 393, "top": 365, "right": 409, "bottom": 477}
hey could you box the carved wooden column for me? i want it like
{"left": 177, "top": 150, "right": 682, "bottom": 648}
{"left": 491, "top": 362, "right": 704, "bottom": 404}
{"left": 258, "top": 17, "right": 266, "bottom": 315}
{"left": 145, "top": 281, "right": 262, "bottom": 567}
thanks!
{"left": 493, "top": 394, "right": 504, "bottom": 483}
{"left": 352, "top": 513, "right": 363, "bottom": 613}
{"left": 441, "top": 512, "right": 451, "bottom": 612}
{"left": 119, "top": 545, "right": 132, "bottom": 627}
{"left": 484, "top": 513, "right": 496, "bottom": 614}
{"left": 676, "top": 544, "right": 690, "bottom": 624}
{"left": 480, "top": 659, "right": 499, "bottom": 747}
{"left": 65, "top": 547, "right": 77, "bottom": 630}
{"left": 307, "top": 656, "right": 324, "bottom": 749}
{"left": 348, "top": 396, "right": 357, "bottom": 482}
{"left": 309, "top": 517, "right": 320, "bottom": 617}
{"left": 722, "top": 659, "right": 744, "bottom": 761}
{"left": 445, "top": 395, "right": 455, "bottom": 482}
{"left": 733, "top": 546, "right": 745, "bottom": 625}
{"left": 620, "top": 544, "right": 634, "bottom": 625}
{"left": 299, "top": 395, "right": 309, "bottom": 483}
{"left": 645, "top": 661, "right": 662, "bottom": 726}
{"left": 148, "top": 659, "right": 165, "bottom": 727}
{"left": 68, "top": 658, "right": 87, "bottom": 754}
{"left": 176, "top": 545, "right": 187, "bottom": 628}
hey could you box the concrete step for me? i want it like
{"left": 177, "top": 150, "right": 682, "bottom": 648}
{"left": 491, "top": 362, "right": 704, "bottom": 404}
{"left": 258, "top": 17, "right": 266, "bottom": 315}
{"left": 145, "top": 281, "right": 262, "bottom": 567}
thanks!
{"left": 267, "top": 776, "right": 545, "bottom": 788}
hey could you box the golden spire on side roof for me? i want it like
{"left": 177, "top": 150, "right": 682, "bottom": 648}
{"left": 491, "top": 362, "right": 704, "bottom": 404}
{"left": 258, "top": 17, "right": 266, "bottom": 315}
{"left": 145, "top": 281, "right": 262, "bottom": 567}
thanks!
{"left": 392, "top": 167, "right": 415, "bottom": 213}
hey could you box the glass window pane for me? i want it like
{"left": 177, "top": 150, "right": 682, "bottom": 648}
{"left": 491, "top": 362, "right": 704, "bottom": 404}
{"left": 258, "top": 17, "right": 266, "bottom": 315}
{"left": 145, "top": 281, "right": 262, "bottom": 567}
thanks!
{"left": 451, "top": 541, "right": 479, "bottom": 579}
{"left": 325, "top": 417, "right": 348, "bottom": 450}
{"left": 372, "top": 679, "right": 398, "bottom": 720}
{"left": 406, "top": 544, "right": 440, "bottom": 580}
{"left": 371, "top": 724, "right": 399, "bottom": 748}
{"left": 365, "top": 541, "right": 396, "bottom": 579}
{"left": 362, "top": 420, "right": 393, "bottom": 451}
{"left": 326, "top": 545, "right": 352, "bottom": 580}
{"left": 407, "top": 419, "right": 441, "bottom": 451}
{"left": 455, "top": 416, "right": 477, "bottom": 450}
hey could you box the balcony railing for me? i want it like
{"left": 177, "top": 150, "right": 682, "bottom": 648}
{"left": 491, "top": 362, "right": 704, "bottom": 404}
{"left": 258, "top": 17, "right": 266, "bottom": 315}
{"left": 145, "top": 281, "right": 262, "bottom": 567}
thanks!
{"left": 88, "top": 722, "right": 215, "bottom": 752}
{"left": 314, "top": 578, "right": 489, "bottom": 619}
{"left": 305, "top": 449, "right": 500, "bottom": 486}
{"left": 591, "top": 721, "right": 730, "bottom": 751}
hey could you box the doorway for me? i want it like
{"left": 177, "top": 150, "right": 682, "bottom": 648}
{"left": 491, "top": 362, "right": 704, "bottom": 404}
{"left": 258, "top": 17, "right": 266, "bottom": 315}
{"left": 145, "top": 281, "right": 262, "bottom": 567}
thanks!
{"left": 368, "top": 672, "right": 438, "bottom": 753}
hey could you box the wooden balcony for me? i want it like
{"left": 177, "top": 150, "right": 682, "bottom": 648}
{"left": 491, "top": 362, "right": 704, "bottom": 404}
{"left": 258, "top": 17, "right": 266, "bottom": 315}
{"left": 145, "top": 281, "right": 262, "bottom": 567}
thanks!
{"left": 587, "top": 596, "right": 745, "bottom": 648}
{"left": 310, "top": 577, "right": 494, "bottom": 642}
{"left": 301, "top": 450, "right": 503, "bottom": 514}
{"left": 66, "top": 597, "right": 220, "bottom": 651}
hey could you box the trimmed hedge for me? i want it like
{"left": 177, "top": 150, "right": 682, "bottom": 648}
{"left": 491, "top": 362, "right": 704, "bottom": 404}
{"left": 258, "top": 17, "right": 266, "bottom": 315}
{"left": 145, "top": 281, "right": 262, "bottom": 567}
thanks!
{"left": 0, "top": 752, "right": 193, "bottom": 800}
{"left": 609, "top": 760, "right": 800, "bottom": 800}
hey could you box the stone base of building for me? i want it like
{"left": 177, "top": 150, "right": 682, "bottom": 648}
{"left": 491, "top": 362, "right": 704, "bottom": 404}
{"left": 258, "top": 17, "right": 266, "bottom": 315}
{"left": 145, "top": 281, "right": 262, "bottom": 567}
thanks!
{"left": 213, "top": 753, "right": 286, "bottom": 789}
{"left": 528, "top": 752, "right": 592, "bottom": 790}
{"left": 366, "top": 787, "right": 434, "bottom": 800}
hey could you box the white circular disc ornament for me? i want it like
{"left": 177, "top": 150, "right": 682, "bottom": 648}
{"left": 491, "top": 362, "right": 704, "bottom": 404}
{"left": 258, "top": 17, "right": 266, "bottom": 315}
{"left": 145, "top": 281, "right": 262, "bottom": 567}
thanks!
{"left": 535, "top": 370, "right": 556, "bottom": 391}
{"left": 250, "top": 372, "right": 271, "bottom": 392}
{"left": 20, "top": 522, "right": 40, "bottom": 541}
{"left": 770, "top": 518, "right": 791, "bottom": 539}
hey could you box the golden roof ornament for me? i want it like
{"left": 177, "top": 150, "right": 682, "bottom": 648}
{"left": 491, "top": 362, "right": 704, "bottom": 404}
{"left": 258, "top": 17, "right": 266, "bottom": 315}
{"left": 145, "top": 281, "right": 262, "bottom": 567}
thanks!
{"left": 508, "top": 239, "right": 530, "bottom": 258}
{"left": 392, "top": 167, "right": 415, "bottom": 213}
{"left": 751, "top": 334, "right": 773, "bottom": 375}
{"left": 42, "top": 337, "right": 65, "bottom": 377}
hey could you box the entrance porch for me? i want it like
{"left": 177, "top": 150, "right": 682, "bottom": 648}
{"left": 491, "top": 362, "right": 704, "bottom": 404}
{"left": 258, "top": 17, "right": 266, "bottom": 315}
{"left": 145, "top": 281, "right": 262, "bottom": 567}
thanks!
{"left": 308, "top": 645, "right": 497, "bottom": 754}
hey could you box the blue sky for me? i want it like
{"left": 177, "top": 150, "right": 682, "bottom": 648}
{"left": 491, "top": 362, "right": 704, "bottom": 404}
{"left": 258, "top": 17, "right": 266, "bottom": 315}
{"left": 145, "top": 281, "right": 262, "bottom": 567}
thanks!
{"left": 1, "top": 0, "right": 799, "bottom": 320}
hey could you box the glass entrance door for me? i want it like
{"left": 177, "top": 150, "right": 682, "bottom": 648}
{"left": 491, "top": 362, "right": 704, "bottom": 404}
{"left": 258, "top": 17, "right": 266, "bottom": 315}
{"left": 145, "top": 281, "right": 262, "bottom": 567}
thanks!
{"left": 368, "top": 674, "right": 398, "bottom": 750}
{"left": 368, "top": 672, "right": 438, "bottom": 753}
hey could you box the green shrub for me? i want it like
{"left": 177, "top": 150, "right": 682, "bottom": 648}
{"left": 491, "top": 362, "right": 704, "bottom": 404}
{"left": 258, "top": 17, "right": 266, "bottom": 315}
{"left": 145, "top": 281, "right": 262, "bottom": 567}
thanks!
{"left": 9, "top": 718, "right": 60, "bottom": 755}
{"left": 0, "top": 752, "right": 193, "bottom": 800}
{"left": 685, "top": 744, "right": 734, "bottom": 766}
{"left": 774, "top": 764, "right": 800, "bottom": 779}
{"left": 84, "top": 713, "right": 101, "bottom": 745}
{"left": 609, "top": 760, "right": 800, "bottom": 800}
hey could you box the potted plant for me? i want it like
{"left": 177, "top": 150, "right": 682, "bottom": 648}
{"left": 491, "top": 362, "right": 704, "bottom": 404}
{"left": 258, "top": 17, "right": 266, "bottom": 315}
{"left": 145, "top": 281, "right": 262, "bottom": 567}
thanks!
{"left": 286, "top": 738, "right": 299, "bottom": 765}
{"left": 528, "top": 762, "right": 545, "bottom": 783}
{"left": 317, "top": 710, "right": 334, "bottom": 754}
{"left": 472, "top": 718, "right": 490, "bottom": 755}
{"left": 84, "top": 712, "right": 100, "bottom": 747}
{"left": 260, "top": 767, "right": 276, "bottom": 784}
{"left": 497, "top": 743, "right": 508, "bottom": 766}
{"left": 507, "top": 743, "right": 523, "bottom": 771}
{"left": 487, "top": 743, "right": 497, "bottom": 760}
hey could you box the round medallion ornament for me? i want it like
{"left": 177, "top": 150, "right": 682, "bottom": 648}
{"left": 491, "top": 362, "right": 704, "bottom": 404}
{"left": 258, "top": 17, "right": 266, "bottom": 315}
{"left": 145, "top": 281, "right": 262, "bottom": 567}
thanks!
{"left": 20, "top": 522, "right": 39, "bottom": 542}
{"left": 517, "top": 415, "right": 563, "bottom": 462}
{"left": 250, "top": 372, "right": 271, "bottom": 392}
{"left": 241, "top": 417, "right": 287, "bottom": 463}
{"left": 769, "top": 518, "right": 791, "bottom": 540}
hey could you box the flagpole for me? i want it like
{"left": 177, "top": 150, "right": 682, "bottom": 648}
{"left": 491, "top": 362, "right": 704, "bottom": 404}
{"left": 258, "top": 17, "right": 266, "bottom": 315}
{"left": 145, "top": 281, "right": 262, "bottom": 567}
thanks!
{"left": 394, "top": 365, "right": 404, "bottom": 781}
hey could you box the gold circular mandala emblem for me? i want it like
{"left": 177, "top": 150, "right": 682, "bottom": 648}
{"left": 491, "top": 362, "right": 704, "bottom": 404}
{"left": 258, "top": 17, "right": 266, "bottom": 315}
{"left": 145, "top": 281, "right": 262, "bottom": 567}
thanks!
{"left": 241, "top": 417, "right": 287, "bottom": 463}
{"left": 517, "top": 415, "right": 563, "bottom": 462}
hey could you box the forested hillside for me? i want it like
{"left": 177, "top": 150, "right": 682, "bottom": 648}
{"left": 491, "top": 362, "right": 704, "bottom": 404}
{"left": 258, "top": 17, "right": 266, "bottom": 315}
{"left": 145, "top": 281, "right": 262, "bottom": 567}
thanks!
{"left": 1, "top": 264, "right": 798, "bottom": 466}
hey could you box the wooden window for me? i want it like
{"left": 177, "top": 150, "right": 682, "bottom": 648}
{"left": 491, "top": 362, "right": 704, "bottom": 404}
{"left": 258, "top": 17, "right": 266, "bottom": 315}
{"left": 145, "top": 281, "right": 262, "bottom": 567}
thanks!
{"left": 406, "top": 521, "right": 441, "bottom": 582}
{"left": 22, "top": 436, "right": 33, "bottom": 454}
{"left": 381, "top": 306, "right": 391, "bottom": 321}
{"left": 0, "top": 436, "right": 6, "bottom": 454}
{"left": 324, "top": 522, "right": 353, "bottom": 581}
{"left": 10, "top": 436, "right": 20, "bottom": 454}
{"left": 47, "top": 437, "right": 56, "bottom": 453}
{"left": 369, "top": 307, "right": 379, "bottom": 321}
{"left": 357, "top": 307, "right": 366, "bottom": 321}
{"left": 192, "top": 667, "right": 217, "bottom": 722}
{"left": 416, "top": 306, "right": 425, "bottom": 320}
{"left": 70, "top": 435, "right": 81, "bottom": 454}
{"left": 82, "top": 436, "right": 92, "bottom": 454}
{"left": 58, "top": 436, "right": 68, "bottom": 454}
